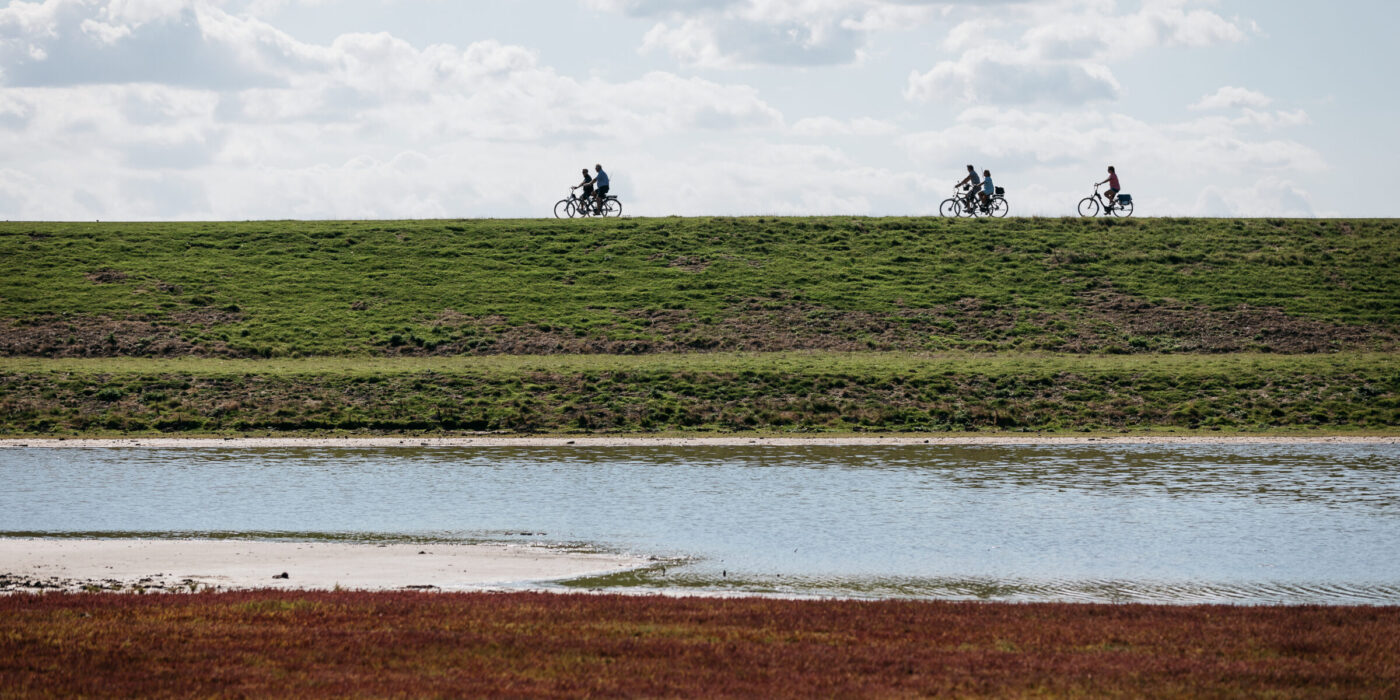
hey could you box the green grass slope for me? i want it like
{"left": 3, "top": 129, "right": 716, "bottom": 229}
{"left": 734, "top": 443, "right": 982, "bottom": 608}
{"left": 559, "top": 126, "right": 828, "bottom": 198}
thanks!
{"left": 3, "top": 217, "right": 1396, "bottom": 357}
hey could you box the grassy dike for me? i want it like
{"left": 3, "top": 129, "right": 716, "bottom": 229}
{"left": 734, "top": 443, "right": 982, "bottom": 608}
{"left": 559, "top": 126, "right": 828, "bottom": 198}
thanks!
{"left": 2, "top": 217, "right": 1397, "bottom": 437}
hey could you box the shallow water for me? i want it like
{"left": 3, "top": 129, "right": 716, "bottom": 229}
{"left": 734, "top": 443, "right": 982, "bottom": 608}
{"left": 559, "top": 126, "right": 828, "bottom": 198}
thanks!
{"left": 2, "top": 444, "right": 1398, "bottom": 603}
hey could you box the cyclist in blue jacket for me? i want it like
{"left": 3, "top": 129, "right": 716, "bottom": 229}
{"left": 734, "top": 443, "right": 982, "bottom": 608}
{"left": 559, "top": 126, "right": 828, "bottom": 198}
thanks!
{"left": 979, "top": 170, "right": 994, "bottom": 211}
{"left": 591, "top": 164, "right": 610, "bottom": 213}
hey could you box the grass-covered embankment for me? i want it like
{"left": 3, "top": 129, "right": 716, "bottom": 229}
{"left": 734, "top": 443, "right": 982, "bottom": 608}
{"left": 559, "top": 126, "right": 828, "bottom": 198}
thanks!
{"left": 4, "top": 217, "right": 1396, "bottom": 436}
{"left": 3, "top": 353, "right": 1394, "bottom": 436}
{"left": 3, "top": 217, "right": 1396, "bottom": 357}
{"left": 3, "top": 591, "right": 1397, "bottom": 698}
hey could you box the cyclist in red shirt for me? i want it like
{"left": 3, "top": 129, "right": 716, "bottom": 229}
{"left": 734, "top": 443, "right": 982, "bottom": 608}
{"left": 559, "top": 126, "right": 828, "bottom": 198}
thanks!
{"left": 1097, "top": 166, "right": 1121, "bottom": 211}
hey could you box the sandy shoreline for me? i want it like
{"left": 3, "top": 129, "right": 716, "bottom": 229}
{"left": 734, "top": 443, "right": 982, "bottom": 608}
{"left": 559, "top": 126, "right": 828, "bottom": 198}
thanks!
{"left": 1, "top": 435, "right": 1395, "bottom": 448}
{"left": 0, "top": 538, "right": 648, "bottom": 594}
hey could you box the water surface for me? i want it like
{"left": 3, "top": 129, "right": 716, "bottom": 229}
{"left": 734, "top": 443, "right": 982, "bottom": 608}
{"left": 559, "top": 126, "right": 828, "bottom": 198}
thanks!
{"left": 3, "top": 443, "right": 1397, "bottom": 603}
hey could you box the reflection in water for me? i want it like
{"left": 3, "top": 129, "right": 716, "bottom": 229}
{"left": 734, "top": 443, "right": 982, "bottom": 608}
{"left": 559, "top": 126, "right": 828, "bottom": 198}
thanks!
{"left": 2, "top": 444, "right": 1397, "bottom": 604}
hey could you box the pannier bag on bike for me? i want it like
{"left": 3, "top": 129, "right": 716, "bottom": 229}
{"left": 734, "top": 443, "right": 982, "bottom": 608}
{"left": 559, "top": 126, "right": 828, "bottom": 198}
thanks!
{"left": 995, "top": 187, "right": 1005, "bottom": 195}
{"left": 1117, "top": 193, "right": 1132, "bottom": 204}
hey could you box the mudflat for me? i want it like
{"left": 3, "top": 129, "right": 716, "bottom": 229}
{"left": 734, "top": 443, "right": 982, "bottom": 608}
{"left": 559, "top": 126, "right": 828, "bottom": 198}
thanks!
{"left": 0, "top": 538, "right": 646, "bottom": 593}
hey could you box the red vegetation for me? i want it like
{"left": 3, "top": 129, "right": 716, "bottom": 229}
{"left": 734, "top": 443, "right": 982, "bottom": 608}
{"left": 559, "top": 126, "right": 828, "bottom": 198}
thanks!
{"left": 2, "top": 591, "right": 1397, "bottom": 698}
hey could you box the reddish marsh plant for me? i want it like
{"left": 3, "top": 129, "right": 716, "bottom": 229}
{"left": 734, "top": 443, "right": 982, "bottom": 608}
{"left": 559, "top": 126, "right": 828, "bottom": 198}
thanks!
{"left": 3, "top": 591, "right": 1398, "bottom": 698}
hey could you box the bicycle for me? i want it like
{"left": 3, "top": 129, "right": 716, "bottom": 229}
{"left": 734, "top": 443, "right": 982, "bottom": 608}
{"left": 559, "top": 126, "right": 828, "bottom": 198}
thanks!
{"left": 1078, "top": 184, "right": 1134, "bottom": 217}
{"left": 939, "top": 186, "right": 1008, "bottom": 218}
{"left": 554, "top": 188, "right": 623, "bottom": 218}
{"left": 939, "top": 186, "right": 972, "bottom": 218}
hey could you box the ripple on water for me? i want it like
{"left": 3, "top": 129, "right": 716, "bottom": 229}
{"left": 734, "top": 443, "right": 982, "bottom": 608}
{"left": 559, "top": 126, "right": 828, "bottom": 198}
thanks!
{"left": 560, "top": 569, "right": 1400, "bottom": 605}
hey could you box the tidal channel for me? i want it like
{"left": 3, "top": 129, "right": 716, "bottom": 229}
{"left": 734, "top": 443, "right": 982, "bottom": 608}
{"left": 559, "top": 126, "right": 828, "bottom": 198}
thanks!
{"left": 3, "top": 443, "right": 1397, "bottom": 603}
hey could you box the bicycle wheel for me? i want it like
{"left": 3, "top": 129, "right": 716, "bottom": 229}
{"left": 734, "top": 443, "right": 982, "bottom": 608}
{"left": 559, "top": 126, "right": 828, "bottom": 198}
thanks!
{"left": 938, "top": 198, "right": 960, "bottom": 218}
{"left": 1077, "top": 197, "right": 1100, "bottom": 217}
{"left": 1111, "top": 198, "right": 1134, "bottom": 217}
{"left": 602, "top": 197, "right": 622, "bottom": 217}
{"left": 554, "top": 199, "right": 575, "bottom": 219}
{"left": 990, "top": 196, "right": 1009, "bottom": 218}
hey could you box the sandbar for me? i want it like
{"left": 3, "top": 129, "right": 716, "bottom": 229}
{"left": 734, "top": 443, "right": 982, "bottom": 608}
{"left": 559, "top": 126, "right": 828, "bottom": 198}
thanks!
{"left": 0, "top": 538, "right": 647, "bottom": 594}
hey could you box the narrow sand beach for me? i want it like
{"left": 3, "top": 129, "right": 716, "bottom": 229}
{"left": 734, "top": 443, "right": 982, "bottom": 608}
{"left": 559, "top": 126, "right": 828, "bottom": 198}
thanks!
{"left": 0, "top": 539, "right": 648, "bottom": 594}
{"left": 2, "top": 435, "right": 1395, "bottom": 448}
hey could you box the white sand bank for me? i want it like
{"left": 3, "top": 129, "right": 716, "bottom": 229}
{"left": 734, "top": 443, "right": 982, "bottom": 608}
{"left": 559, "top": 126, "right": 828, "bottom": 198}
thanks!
{"left": 0, "top": 538, "right": 647, "bottom": 593}
{"left": 1, "top": 435, "right": 1395, "bottom": 448}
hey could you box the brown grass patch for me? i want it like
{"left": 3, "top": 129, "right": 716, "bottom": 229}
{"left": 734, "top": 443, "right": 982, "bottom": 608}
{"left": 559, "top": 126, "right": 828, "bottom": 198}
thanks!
{"left": 2, "top": 290, "right": 1392, "bottom": 358}
{"left": 393, "top": 291, "right": 1389, "bottom": 356}
{"left": 0, "top": 313, "right": 239, "bottom": 358}
{"left": 83, "top": 268, "right": 127, "bottom": 284}
{"left": 1073, "top": 288, "right": 1378, "bottom": 353}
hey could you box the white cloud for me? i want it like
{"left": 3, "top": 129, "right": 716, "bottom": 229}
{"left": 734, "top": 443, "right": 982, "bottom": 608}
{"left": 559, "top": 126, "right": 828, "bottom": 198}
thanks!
{"left": 905, "top": 106, "right": 1325, "bottom": 174}
{"left": 911, "top": 0, "right": 1252, "bottom": 107}
{"left": 1018, "top": 1, "right": 1249, "bottom": 60}
{"left": 1181, "top": 88, "right": 1309, "bottom": 131}
{"left": 0, "top": 1, "right": 1364, "bottom": 219}
{"left": 0, "top": 0, "right": 798, "bottom": 219}
{"left": 639, "top": 19, "right": 732, "bottom": 69}
{"left": 1, "top": 0, "right": 288, "bottom": 88}
{"left": 80, "top": 18, "right": 133, "bottom": 44}
{"left": 592, "top": 0, "right": 944, "bottom": 68}
{"left": 905, "top": 56, "right": 1120, "bottom": 105}
{"left": 1191, "top": 86, "right": 1273, "bottom": 110}
{"left": 1236, "top": 108, "right": 1309, "bottom": 129}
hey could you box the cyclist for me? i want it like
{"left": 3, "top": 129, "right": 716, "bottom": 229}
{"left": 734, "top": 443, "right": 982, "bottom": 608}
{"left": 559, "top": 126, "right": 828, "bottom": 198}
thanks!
{"left": 979, "top": 169, "right": 994, "bottom": 211}
{"left": 1096, "top": 165, "right": 1121, "bottom": 211}
{"left": 955, "top": 164, "right": 980, "bottom": 208}
{"left": 571, "top": 168, "right": 594, "bottom": 203}
{"left": 592, "top": 164, "right": 610, "bottom": 213}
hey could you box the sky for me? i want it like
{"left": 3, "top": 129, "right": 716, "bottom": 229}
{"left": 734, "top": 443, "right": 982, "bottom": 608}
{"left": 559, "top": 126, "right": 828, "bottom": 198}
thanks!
{"left": 0, "top": 0, "right": 1393, "bottom": 220}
